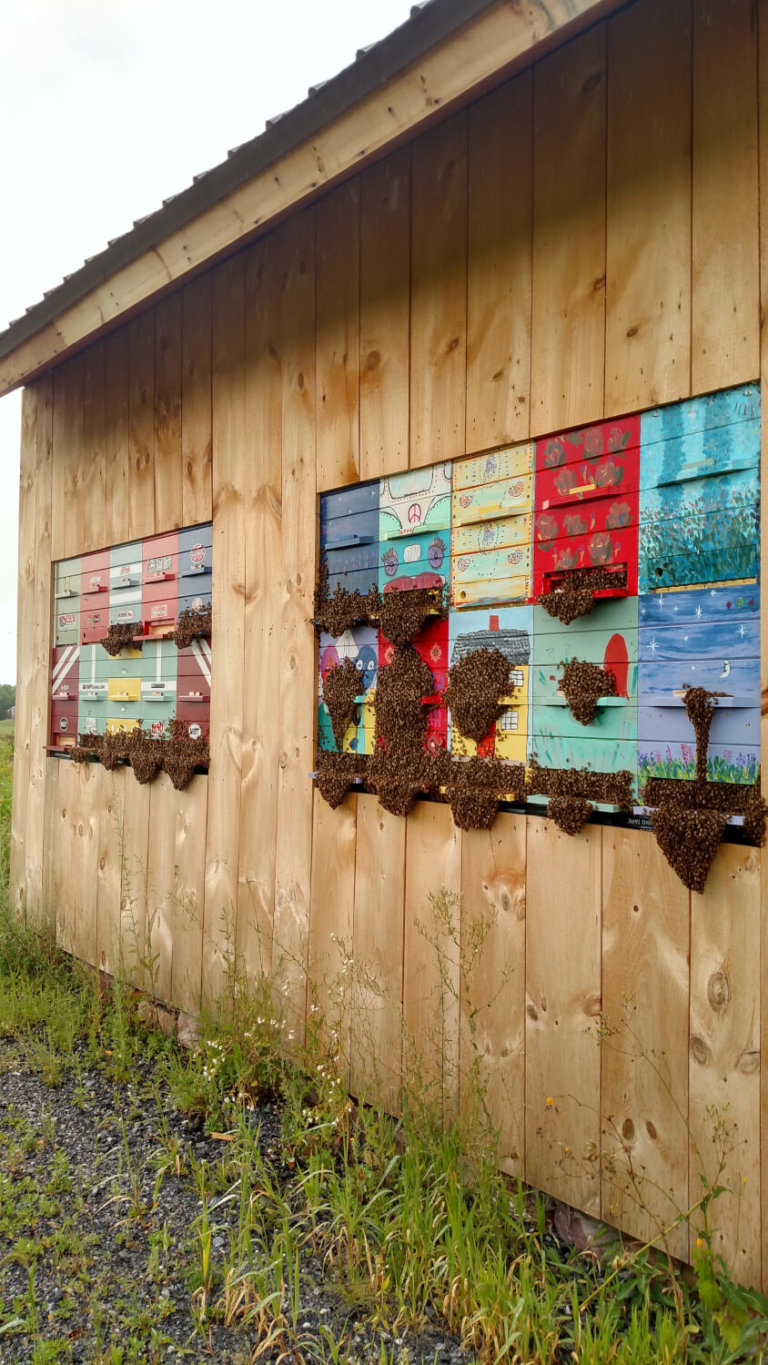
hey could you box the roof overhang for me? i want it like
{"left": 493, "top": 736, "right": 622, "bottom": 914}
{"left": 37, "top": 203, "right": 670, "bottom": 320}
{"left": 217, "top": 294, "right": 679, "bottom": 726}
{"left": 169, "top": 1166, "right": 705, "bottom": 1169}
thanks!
{"left": 0, "top": 0, "right": 627, "bottom": 398}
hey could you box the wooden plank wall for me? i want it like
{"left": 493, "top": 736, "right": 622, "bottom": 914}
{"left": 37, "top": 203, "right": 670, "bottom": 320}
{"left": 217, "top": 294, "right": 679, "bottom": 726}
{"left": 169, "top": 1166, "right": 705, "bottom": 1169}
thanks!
{"left": 13, "top": 0, "right": 767, "bottom": 1286}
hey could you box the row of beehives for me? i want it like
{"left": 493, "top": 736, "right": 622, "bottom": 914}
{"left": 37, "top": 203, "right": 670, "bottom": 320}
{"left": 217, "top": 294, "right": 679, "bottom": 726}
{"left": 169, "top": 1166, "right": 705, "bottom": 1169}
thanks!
{"left": 318, "top": 381, "right": 760, "bottom": 794}
{"left": 49, "top": 523, "right": 212, "bottom": 749}
{"left": 317, "top": 587, "right": 760, "bottom": 791}
{"left": 321, "top": 381, "right": 759, "bottom": 606}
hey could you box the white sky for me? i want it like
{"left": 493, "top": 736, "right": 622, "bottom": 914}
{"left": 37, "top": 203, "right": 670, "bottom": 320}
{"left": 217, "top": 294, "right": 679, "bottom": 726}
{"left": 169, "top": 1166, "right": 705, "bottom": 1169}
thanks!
{"left": 0, "top": 0, "right": 414, "bottom": 684}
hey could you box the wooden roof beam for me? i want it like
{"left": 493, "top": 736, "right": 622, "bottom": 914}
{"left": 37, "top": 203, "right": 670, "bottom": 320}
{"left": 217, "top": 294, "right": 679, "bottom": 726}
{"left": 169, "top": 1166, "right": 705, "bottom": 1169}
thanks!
{"left": 0, "top": 0, "right": 624, "bottom": 397}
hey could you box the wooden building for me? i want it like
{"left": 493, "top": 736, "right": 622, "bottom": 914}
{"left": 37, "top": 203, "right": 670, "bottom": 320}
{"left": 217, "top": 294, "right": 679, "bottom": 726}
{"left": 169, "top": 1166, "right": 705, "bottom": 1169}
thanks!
{"left": 2, "top": 0, "right": 767, "bottom": 1285}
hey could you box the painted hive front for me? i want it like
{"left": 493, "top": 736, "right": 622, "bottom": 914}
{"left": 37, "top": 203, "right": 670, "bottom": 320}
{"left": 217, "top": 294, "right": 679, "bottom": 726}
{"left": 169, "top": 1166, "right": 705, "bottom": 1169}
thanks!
{"left": 314, "top": 383, "right": 763, "bottom": 891}
{"left": 49, "top": 523, "right": 212, "bottom": 788}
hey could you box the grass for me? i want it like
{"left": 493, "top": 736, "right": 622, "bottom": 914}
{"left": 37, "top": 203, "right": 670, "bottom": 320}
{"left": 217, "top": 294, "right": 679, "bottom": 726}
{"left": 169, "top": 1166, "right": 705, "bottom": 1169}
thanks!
{"left": 0, "top": 734, "right": 768, "bottom": 1360}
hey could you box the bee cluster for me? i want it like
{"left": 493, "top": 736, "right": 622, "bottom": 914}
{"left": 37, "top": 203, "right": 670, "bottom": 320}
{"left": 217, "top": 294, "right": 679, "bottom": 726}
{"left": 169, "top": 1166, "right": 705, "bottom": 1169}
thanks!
{"left": 547, "top": 794, "right": 593, "bottom": 835}
{"left": 558, "top": 658, "right": 617, "bottom": 726}
{"left": 443, "top": 647, "right": 513, "bottom": 742}
{"left": 643, "top": 686, "right": 766, "bottom": 891}
{"left": 101, "top": 622, "right": 138, "bottom": 657}
{"left": 70, "top": 719, "right": 209, "bottom": 791}
{"left": 650, "top": 806, "right": 728, "bottom": 894}
{"left": 322, "top": 658, "right": 362, "bottom": 749}
{"left": 537, "top": 566, "right": 628, "bottom": 625}
{"left": 173, "top": 607, "right": 212, "bottom": 650}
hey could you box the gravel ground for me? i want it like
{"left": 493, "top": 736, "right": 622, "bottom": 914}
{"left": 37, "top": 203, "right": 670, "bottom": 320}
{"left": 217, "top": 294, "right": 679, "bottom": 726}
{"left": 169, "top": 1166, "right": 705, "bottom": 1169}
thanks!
{"left": 0, "top": 1048, "right": 472, "bottom": 1364}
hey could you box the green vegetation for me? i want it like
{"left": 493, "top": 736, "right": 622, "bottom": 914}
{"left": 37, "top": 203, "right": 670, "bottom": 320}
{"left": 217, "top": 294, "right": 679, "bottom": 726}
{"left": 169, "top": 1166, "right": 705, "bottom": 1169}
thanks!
{"left": 0, "top": 734, "right": 766, "bottom": 1361}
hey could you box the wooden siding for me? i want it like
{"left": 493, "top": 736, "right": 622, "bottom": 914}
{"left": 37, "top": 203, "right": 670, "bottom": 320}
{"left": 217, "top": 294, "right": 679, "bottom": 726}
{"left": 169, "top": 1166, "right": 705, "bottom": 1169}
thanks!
{"left": 13, "top": 0, "right": 767, "bottom": 1288}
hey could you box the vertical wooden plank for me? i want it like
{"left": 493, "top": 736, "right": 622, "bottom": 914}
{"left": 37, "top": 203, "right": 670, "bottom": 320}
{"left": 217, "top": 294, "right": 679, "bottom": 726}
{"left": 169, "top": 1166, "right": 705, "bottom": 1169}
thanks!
{"left": 525, "top": 819, "right": 601, "bottom": 1216}
{"left": 181, "top": 273, "right": 213, "bottom": 526}
{"left": 308, "top": 791, "right": 358, "bottom": 1081}
{"left": 351, "top": 795, "right": 406, "bottom": 1113}
{"left": 50, "top": 356, "right": 84, "bottom": 561}
{"left": 155, "top": 293, "right": 184, "bottom": 532}
{"left": 403, "top": 802, "right": 462, "bottom": 1114}
{"left": 202, "top": 253, "right": 248, "bottom": 1008}
{"left": 316, "top": 181, "right": 360, "bottom": 490}
{"left": 410, "top": 112, "right": 468, "bottom": 467}
{"left": 460, "top": 816, "right": 526, "bottom": 1176}
{"left": 50, "top": 759, "right": 81, "bottom": 960}
{"left": 145, "top": 773, "right": 206, "bottom": 1012}
{"left": 692, "top": 0, "right": 760, "bottom": 394}
{"left": 127, "top": 311, "right": 156, "bottom": 543}
{"left": 531, "top": 27, "right": 606, "bottom": 433}
{"left": 119, "top": 777, "right": 151, "bottom": 992}
{"left": 95, "top": 766, "right": 123, "bottom": 977}
{"left": 145, "top": 777, "right": 178, "bottom": 1003}
{"left": 690, "top": 844, "right": 761, "bottom": 1285}
{"left": 273, "top": 209, "right": 317, "bottom": 1037}
{"left": 601, "top": 829, "right": 690, "bottom": 1258}
{"left": 360, "top": 147, "right": 411, "bottom": 480}
{"left": 81, "top": 342, "right": 107, "bottom": 554}
{"left": 11, "top": 379, "right": 53, "bottom": 932}
{"left": 467, "top": 72, "right": 533, "bottom": 452}
{"left": 605, "top": 0, "right": 692, "bottom": 415}
{"left": 104, "top": 326, "right": 131, "bottom": 548}
{"left": 171, "top": 774, "right": 208, "bottom": 1014}
{"left": 237, "top": 237, "right": 283, "bottom": 984}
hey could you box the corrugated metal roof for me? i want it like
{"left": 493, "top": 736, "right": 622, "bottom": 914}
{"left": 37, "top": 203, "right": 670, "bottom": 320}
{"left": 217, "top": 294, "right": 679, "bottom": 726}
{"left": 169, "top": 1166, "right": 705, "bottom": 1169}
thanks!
{"left": 0, "top": 0, "right": 497, "bottom": 369}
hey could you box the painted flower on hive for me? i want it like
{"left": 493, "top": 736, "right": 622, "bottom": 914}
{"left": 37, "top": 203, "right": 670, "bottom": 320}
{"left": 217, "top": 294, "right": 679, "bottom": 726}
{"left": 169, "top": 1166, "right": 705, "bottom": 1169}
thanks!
{"left": 607, "top": 425, "right": 631, "bottom": 452}
{"left": 595, "top": 459, "right": 624, "bottom": 487}
{"left": 563, "top": 512, "right": 588, "bottom": 537}
{"left": 554, "top": 546, "right": 579, "bottom": 571}
{"left": 535, "top": 512, "right": 559, "bottom": 548}
{"left": 542, "top": 439, "right": 566, "bottom": 469}
{"left": 583, "top": 427, "right": 604, "bottom": 457}
{"left": 588, "top": 531, "right": 614, "bottom": 565}
{"left": 382, "top": 548, "right": 399, "bottom": 577}
{"left": 606, "top": 501, "right": 632, "bottom": 529}
{"left": 554, "top": 466, "right": 579, "bottom": 496}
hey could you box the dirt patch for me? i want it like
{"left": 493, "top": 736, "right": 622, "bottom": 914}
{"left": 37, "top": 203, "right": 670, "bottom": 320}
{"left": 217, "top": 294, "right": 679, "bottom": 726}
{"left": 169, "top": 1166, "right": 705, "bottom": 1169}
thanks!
{"left": 537, "top": 567, "right": 628, "bottom": 625}
{"left": 651, "top": 807, "right": 728, "bottom": 894}
{"left": 101, "top": 623, "right": 140, "bottom": 657}
{"left": 547, "top": 795, "right": 593, "bottom": 835}
{"left": 173, "top": 608, "right": 212, "bottom": 650}
{"left": 559, "top": 659, "right": 617, "bottom": 726}
{"left": 322, "top": 659, "right": 362, "bottom": 750}
{"left": 444, "top": 648, "right": 512, "bottom": 742}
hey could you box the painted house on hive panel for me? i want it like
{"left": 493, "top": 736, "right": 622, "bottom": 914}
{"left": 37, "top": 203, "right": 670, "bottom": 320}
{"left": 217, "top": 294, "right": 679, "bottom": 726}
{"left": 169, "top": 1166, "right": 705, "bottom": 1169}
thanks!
{"left": 1, "top": 0, "right": 767, "bottom": 1286}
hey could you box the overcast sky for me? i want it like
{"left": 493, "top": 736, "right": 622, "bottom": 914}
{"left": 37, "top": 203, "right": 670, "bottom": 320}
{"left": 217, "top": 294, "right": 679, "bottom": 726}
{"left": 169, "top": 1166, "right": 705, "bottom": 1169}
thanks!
{"left": 0, "top": 0, "right": 414, "bottom": 684}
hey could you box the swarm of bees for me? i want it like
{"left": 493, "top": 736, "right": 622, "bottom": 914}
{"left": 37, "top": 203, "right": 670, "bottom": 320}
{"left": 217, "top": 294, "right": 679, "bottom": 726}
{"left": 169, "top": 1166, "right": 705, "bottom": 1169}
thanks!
{"left": 101, "top": 622, "right": 139, "bottom": 657}
{"left": 377, "top": 585, "right": 449, "bottom": 645}
{"left": 444, "top": 647, "right": 513, "bottom": 742}
{"left": 538, "top": 567, "right": 628, "bottom": 625}
{"left": 315, "top": 751, "right": 365, "bottom": 809}
{"left": 322, "top": 658, "right": 362, "bottom": 750}
{"left": 173, "top": 607, "right": 212, "bottom": 650}
{"left": 448, "top": 786, "right": 499, "bottom": 830}
{"left": 651, "top": 806, "right": 727, "bottom": 893}
{"left": 646, "top": 686, "right": 766, "bottom": 891}
{"left": 559, "top": 659, "right": 617, "bottom": 726}
{"left": 547, "top": 795, "right": 594, "bottom": 835}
